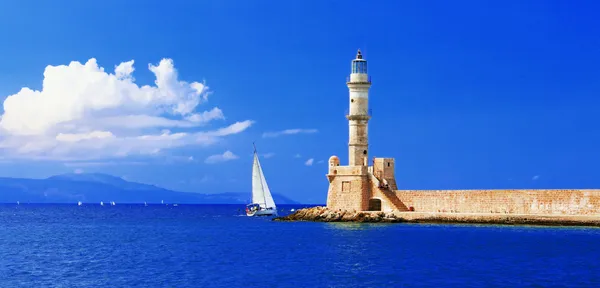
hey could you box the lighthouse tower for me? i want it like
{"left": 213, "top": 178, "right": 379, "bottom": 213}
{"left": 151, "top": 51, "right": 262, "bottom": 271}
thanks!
{"left": 346, "top": 49, "right": 371, "bottom": 166}
{"left": 325, "top": 49, "right": 373, "bottom": 212}
{"left": 326, "top": 49, "right": 399, "bottom": 212}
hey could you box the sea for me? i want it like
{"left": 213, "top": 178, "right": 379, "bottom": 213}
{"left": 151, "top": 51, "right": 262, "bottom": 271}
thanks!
{"left": 1, "top": 204, "right": 599, "bottom": 287}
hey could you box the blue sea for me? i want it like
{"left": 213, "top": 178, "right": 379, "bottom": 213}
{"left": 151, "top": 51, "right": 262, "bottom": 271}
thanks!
{"left": 1, "top": 204, "right": 599, "bottom": 287}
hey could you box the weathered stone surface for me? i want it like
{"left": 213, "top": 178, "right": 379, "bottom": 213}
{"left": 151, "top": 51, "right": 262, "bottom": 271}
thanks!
{"left": 396, "top": 189, "right": 600, "bottom": 215}
{"left": 274, "top": 207, "right": 600, "bottom": 227}
{"left": 275, "top": 207, "right": 403, "bottom": 223}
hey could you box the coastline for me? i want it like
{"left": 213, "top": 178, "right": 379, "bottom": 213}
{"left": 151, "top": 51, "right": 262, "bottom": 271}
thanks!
{"left": 273, "top": 206, "right": 600, "bottom": 227}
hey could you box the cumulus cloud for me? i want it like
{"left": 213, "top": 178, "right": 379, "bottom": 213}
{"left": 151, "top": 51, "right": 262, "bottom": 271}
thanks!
{"left": 262, "top": 129, "right": 318, "bottom": 138}
{"left": 205, "top": 150, "right": 238, "bottom": 164}
{"left": 305, "top": 158, "right": 314, "bottom": 166}
{"left": 92, "top": 107, "right": 224, "bottom": 129}
{"left": 0, "top": 58, "right": 252, "bottom": 160}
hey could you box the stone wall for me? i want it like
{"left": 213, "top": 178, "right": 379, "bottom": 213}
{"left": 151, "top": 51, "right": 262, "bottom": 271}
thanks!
{"left": 395, "top": 189, "right": 600, "bottom": 215}
{"left": 369, "top": 174, "right": 409, "bottom": 212}
{"left": 331, "top": 165, "right": 368, "bottom": 176}
{"left": 326, "top": 175, "right": 370, "bottom": 211}
{"left": 372, "top": 158, "right": 397, "bottom": 190}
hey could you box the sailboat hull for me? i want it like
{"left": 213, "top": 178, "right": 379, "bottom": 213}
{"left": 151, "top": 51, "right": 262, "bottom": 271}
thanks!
{"left": 246, "top": 208, "right": 277, "bottom": 217}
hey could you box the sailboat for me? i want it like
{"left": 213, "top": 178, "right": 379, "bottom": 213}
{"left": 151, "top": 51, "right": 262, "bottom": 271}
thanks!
{"left": 246, "top": 143, "right": 277, "bottom": 217}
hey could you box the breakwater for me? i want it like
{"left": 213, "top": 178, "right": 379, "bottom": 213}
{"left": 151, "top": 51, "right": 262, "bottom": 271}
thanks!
{"left": 274, "top": 206, "right": 600, "bottom": 227}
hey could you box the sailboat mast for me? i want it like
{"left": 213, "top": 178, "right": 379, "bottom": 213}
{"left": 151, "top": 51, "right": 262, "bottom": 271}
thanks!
{"left": 253, "top": 142, "right": 268, "bottom": 208}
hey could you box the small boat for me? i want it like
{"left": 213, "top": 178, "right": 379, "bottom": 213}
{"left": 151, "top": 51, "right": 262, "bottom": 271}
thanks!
{"left": 173, "top": 204, "right": 178, "bottom": 207}
{"left": 77, "top": 201, "right": 82, "bottom": 206}
{"left": 16, "top": 201, "right": 19, "bottom": 205}
{"left": 246, "top": 143, "right": 277, "bottom": 217}
{"left": 111, "top": 201, "right": 116, "bottom": 206}
{"left": 100, "top": 201, "right": 104, "bottom": 206}
{"left": 144, "top": 202, "right": 148, "bottom": 207}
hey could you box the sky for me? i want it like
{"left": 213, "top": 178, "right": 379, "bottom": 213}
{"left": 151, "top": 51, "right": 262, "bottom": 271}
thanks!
{"left": 0, "top": 0, "right": 599, "bottom": 204}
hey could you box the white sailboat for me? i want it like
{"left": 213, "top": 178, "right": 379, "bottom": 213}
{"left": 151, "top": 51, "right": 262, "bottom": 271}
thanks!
{"left": 77, "top": 201, "right": 82, "bottom": 206}
{"left": 246, "top": 143, "right": 277, "bottom": 217}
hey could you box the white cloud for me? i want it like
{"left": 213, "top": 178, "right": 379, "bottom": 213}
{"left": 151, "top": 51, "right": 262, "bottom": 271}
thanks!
{"left": 0, "top": 58, "right": 253, "bottom": 160}
{"left": 317, "top": 160, "right": 324, "bottom": 164}
{"left": 56, "top": 131, "right": 115, "bottom": 142}
{"left": 262, "top": 152, "right": 275, "bottom": 158}
{"left": 248, "top": 152, "right": 275, "bottom": 159}
{"left": 63, "top": 161, "right": 146, "bottom": 167}
{"left": 305, "top": 158, "right": 314, "bottom": 166}
{"left": 92, "top": 107, "right": 224, "bottom": 129}
{"left": 532, "top": 175, "right": 540, "bottom": 180}
{"left": 294, "top": 154, "right": 301, "bottom": 158}
{"left": 262, "top": 129, "right": 318, "bottom": 138}
{"left": 205, "top": 150, "right": 238, "bottom": 164}
{"left": 73, "top": 168, "right": 84, "bottom": 174}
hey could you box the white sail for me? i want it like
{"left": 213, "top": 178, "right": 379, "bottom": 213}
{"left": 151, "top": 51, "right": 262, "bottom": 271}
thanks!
{"left": 252, "top": 152, "right": 276, "bottom": 209}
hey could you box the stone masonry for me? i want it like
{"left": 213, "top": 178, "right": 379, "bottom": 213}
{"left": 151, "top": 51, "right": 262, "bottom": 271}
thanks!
{"left": 325, "top": 49, "right": 600, "bottom": 216}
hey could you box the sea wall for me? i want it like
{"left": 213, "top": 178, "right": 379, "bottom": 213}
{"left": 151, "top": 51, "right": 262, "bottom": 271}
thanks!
{"left": 273, "top": 206, "right": 600, "bottom": 227}
{"left": 395, "top": 189, "right": 600, "bottom": 215}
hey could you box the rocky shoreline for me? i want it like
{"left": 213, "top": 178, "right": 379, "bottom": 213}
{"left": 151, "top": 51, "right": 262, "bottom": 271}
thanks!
{"left": 273, "top": 206, "right": 600, "bottom": 227}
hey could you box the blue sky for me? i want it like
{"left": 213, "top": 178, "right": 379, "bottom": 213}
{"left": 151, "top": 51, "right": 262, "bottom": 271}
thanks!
{"left": 0, "top": 0, "right": 599, "bottom": 204}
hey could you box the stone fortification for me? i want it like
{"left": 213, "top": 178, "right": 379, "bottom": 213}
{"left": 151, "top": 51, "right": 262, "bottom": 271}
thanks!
{"left": 395, "top": 189, "right": 600, "bottom": 215}
{"left": 286, "top": 49, "right": 600, "bottom": 226}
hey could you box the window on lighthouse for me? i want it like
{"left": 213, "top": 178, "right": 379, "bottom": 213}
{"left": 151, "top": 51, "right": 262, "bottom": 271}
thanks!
{"left": 352, "top": 61, "right": 367, "bottom": 74}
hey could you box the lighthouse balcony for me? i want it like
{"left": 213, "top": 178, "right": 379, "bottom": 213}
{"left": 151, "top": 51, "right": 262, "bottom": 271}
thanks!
{"left": 345, "top": 108, "right": 372, "bottom": 120}
{"left": 346, "top": 75, "right": 371, "bottom": 85}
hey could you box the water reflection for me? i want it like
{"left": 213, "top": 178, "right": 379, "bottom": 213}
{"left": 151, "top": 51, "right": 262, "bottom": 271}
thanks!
{"left": 324, "top": 222, "right": 392, "bottom": 231}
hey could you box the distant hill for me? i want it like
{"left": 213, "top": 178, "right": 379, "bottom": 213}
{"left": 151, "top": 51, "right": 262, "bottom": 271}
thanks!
{"left": 0, "top": 173, "right": 300, "bottom": 204}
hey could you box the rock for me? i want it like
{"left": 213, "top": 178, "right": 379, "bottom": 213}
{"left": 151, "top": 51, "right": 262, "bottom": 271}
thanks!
{"left": 273, "top": 207, "right": 600, "bottom": 227}
{"left": 273, "top": 208, "right": 402, "bottom": 223}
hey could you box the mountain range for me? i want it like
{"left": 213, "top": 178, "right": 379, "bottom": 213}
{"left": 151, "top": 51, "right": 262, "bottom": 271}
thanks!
{"left": 0, "top": 173, "right": 300, "bottom": 204}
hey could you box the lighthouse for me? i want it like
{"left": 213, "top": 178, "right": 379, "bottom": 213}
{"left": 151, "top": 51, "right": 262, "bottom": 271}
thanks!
{"left": 326, "top": 49, "right": 398, "bottom": 212}
{"left": 346, "top": 49, "right": 371, "bottom": 166}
